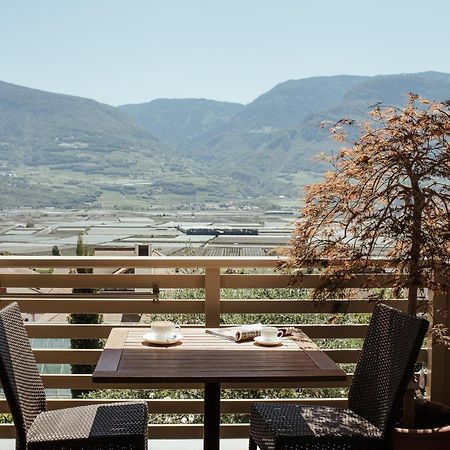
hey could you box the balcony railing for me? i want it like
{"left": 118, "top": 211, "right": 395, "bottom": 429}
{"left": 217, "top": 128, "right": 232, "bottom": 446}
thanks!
{"left": 0, "top": 256, "right": 448, "bottom": 439}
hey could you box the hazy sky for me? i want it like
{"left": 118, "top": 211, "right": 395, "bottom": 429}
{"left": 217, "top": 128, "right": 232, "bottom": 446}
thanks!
{"left": 1, "top": 1, "right": 449, "bottom": 106}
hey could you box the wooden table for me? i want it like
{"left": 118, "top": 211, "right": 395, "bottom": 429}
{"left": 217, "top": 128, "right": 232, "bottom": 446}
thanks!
{"left": 93, "top": 328, "right": 346, "bottom": 450}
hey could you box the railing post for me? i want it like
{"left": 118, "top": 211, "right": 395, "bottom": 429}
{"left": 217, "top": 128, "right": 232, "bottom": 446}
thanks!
{"left": 427, "top": 280, "right": 450, "bottom": 406}
{"left": 204, "top": 268, "right": 221, "bottom": 327}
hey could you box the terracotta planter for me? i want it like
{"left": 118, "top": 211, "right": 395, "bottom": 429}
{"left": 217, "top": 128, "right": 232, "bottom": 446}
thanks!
{"left": 393, "top": 401, "right": 450, "bottom": 449}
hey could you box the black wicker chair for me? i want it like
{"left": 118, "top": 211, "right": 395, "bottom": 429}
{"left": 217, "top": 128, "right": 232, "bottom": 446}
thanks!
{"left": 0, "top": 302, "right": 148, "bottom": 450}
{"left": 249, "top": 303, "right": 429, "bottom": 450}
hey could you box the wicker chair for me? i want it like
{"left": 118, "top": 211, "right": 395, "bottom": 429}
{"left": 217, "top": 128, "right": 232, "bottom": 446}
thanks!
{"left": 0, "top": 302, "right": 148, "bottom": 450}
{"left": 249, "top": 303, "right": 429, "bottom": 450}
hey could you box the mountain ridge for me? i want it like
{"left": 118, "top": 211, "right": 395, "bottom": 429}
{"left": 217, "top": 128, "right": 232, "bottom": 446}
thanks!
{"left": 119, "top": 98, "right": 244, "bottom": 149}
{"left": 0, "top": 80, "right": 241, "bottom": 208}
{"left": 1, "top": 71, "right": 449, "bottom": 208}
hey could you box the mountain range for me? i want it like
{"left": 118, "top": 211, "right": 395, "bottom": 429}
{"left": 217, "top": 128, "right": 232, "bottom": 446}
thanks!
{"left": 1, "top": 71, "right": 449, "bottom": 208}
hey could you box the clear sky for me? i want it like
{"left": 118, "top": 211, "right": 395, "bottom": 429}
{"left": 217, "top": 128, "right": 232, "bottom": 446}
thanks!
{"left": 1, "top": 0, "right": 449, "bottom": 106}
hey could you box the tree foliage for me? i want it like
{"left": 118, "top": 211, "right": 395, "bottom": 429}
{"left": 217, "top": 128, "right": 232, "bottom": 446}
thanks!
{"left": 284, "top": 94, "right": 450, "bottom": 341}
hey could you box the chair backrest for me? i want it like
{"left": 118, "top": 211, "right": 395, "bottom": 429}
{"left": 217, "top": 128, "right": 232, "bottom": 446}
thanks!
{"left": 348, "top": 303, "right": 428, "bottom": 436}
{"left": 0, "top": 302, "right": 46, "bottom": 448}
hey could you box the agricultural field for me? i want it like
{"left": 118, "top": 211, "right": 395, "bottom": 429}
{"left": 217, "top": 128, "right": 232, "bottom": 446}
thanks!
{"left": 0, "top": 208, "right": 296, "bottom": 256}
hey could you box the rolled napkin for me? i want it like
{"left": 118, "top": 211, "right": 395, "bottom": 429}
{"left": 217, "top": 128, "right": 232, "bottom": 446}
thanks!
{"left": 206, "top": 325, "right": 298, "bottom": 342}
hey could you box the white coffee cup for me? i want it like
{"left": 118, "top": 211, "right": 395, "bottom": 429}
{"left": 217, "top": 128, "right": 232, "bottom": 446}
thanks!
{"left": 260, "top": 327, "right": 283, "bottom": 342}
{"left": 150, "top": 321, "right": 180, "bottom": 339}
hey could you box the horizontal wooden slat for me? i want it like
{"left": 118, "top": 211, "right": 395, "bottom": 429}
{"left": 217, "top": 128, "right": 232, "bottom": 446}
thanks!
{"left": 302, "top": 324, "right": 369, "bottom": 338}
{"left": 0, "top": 298, "right": 204, "bottom": 314}
{"left": 33, "top": 349, "right": 101, "bottom": 364}
{"left": 0, "top": 274, "right": 204, "bottom": 289}
{"left": 0, "top": 374, "right": 352, "bottom": 390}
{"left": 0, "top": 425, "right": 15, "bottom": 439}
{"left": 2, "top": 297, "right": 411, "bottom": 315}
{"left": 150, "top": 424, "right": 205, "bottom": 439}
{"left": 220, "top": 423, "right": 249, "bottom": 438}
{"left": 1, "top": 292, "right": 159, "bottom": 299}
{"left": 220, "top": 397, "right": 348, "bottom": 413}
{"left": 325, "top": 348, "right": 427, "bottom": 364}
{"left": 221, "top": 299, "right": 408, "bottom": 314}
{"left": 25, "top": 323, "right": 371, "bottom": 339}
{"left": 0, "top": 274, "right": 405, "bottom": 290}
{"left": 40, "top": 374, "right": 205, "bottom": 390}
{"left": 0, "top": 424, "right": 209, "bottom": 439}
{"left": 0, "top": 256, "right": 284, "bottom": 269}
{"left": 0, "top": 397, "right": 348, "bottom": 414}
{"left": 0, "top": 423, "right": 251, "bottom": 439}
{"left": 221, "top": 274, "right": 402, "bottom": 289}
{"left": 0, "top": 255, "right": 403, "bottom": 269}
{"left": 26, "top": 323, "right": 124, "bottom": 338}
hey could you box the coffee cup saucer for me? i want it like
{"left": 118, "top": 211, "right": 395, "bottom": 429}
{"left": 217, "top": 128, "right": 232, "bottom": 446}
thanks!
{"left": 143, "top": 331, "right": 183, "bottom": 345}
{"left": 254, "top": 336, "right": 283, "bottom": 347}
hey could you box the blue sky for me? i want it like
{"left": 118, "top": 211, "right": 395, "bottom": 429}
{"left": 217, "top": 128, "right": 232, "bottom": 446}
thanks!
{"left": 1, "top": 1, "right": 449, "bottom": 105}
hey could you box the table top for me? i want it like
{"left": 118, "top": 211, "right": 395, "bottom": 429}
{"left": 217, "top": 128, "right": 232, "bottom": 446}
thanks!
{"left": 93, "top": 328, "right": 346, "bottom": 384}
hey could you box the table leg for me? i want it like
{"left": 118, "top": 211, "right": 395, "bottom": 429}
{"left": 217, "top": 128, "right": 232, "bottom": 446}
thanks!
{"left": 204, "top": 382, "right": 220, "bottom": 450}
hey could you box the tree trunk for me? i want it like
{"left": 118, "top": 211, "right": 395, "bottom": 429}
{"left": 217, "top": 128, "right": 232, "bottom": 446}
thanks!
{"left": 407, "top": 176, "right": 423, "bottom": 316}
{"left": 402, "top": 176, "right": 423, "bottom": 427}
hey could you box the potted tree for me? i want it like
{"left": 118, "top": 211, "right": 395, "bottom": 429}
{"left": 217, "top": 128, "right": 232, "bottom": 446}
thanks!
{"left": 283, "top": 94, "right": 450, "bottom": 448}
